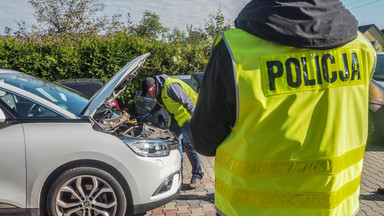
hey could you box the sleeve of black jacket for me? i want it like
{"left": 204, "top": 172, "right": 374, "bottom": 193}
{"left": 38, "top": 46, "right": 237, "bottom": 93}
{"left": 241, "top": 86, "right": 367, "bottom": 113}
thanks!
{"left": 190, "top": 39, "right": 236, "bottom": 156}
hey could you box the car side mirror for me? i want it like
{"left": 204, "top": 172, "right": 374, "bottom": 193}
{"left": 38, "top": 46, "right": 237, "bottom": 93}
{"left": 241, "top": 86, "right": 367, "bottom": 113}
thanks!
{"left": 0, "top": 108, "right": 6, "bottom": 123}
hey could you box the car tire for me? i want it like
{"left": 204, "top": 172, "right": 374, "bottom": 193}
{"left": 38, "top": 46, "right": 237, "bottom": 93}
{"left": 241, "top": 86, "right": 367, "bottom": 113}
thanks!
{"left": 47, "top": 166, "right": 127, "bottom": 216}
{"left": 368, "top": 111, "right": 381, "bottom": 144}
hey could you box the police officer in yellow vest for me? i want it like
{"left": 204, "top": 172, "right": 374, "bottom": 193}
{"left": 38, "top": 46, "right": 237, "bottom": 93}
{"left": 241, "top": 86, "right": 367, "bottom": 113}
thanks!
{"left": 141, "top": 75, "right": 204, "bottom": 188}
{"left": 190, "top": 0, "right": 376, "bottom": 215}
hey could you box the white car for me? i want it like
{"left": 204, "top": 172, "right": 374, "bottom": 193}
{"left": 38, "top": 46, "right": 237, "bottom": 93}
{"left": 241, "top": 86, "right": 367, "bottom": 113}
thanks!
{"left": 0, "top": 53, "right": 182, "bottom": 216}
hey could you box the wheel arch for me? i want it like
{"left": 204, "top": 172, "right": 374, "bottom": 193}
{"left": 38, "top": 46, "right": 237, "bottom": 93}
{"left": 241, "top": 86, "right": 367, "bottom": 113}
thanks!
{"left": 38, "top": 159, "right": 133, "bottom": 216}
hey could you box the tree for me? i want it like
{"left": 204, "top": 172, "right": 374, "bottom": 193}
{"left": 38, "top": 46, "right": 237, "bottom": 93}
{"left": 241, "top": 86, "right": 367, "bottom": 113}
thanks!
{"left": 204, "top": 8, "right": 234, "bottom": 40}
{"left": 184, "top": 24, "right": 208, "bottom": 46}
{"left": 167, "top": 28, "right": 186, "bottom": 43}
{"left": 105, "top": 13, "right": 135, "bottom": 34}
{"left": 4, "top": 27, "right": 12, "bottom": 36}
{"left": 28, "top": 0, "right": 107, "bottom": 35}
{"left": 134, "top": 11, "right": 168, "bottom": 39}
{"left": 166, "top": 9, "right": 234, "bottom": 46}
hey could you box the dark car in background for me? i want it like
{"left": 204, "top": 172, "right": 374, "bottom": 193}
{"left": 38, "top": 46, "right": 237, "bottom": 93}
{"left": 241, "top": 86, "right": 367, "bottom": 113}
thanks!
{"left": 131, "top": 73, "right": 204, "bottom": 127}
{"left": 369, "top": 52, "right": 384, "bottom": 144}
{"left": 56, "top": 78, "right": 120, "bottom": 109}
{"left": 56, "top": 78, "right": 104, "bottom": 98}
{"left": 190, "top": 72, "right": 204, "bottom": 93}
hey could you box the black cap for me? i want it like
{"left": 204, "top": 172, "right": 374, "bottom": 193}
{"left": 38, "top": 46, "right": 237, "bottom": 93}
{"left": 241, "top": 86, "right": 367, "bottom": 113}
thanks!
{"left": 141, "top": 77, "right": 155, "bottom": 97}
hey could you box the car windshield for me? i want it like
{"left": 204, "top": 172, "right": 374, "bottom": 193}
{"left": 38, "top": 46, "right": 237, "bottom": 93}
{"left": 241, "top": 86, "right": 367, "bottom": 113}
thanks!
{"left": 0, "top": 72, "right": 88, "bottom": 116}
{"left": 374, "top": 54, "right": 384, "bottom": 80}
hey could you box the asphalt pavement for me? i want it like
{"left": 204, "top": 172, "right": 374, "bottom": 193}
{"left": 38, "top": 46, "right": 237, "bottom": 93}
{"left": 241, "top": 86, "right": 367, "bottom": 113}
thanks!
{"left": 145, "top": 143, "right": 384, "bottom": 216}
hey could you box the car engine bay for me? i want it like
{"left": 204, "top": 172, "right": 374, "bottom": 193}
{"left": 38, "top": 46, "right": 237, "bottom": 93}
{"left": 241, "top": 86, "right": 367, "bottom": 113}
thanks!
{"left": 91, "top": 104, "right": 179, "bottom": 149}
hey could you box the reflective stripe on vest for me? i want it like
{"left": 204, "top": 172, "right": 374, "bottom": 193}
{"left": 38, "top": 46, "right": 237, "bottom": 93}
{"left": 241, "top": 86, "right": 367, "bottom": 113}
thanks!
{"left": 214, "top": 29, "right": 376, "bottom": 216}
{"left": 215, "top": 174, "right": 361, "bottom": 209}
{"left": 157, "top": 77, "right": 198, "bottom": 127}
{"left": 215, "top": 144, "right": 366, "bottom": 176}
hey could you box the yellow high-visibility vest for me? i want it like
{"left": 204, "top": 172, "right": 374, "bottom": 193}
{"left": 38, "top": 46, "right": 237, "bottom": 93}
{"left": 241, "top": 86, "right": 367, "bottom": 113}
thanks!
{"left": 214, "top": 29, "right": 376, "bottom": 216}
{"left": 157, "top": 77, "right": 198, "bottom": 127}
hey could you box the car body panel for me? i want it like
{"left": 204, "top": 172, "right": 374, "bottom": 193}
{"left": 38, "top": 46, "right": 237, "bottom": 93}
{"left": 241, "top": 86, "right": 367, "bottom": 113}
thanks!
{"left": 190, "top": 72, "right": 204, "bottom": 93}
{"left": 117, "top": 149, "right": 181, "bottom": 204}
{"left": 369, "top": 52, "right": 384, "bottom": 143}
{"left": 369, "top": 79, "right": 384, "bottom": 112}
{"left": 24, "top": 122, "right": 126, "bottom": 207}
{"left": 83, "top": 53, "right": 150, "bottom": 117}
{"left": 0, "top": 122, "right": 26, "bottom": 208}
{"left": 371, "top": 52, "right": 384, "bottom": 109}
{"left": 170, "top": 75, "right": 191, "bottom": 86}
{"left": 22, "top": 121, "right": 181, "bottom": 208}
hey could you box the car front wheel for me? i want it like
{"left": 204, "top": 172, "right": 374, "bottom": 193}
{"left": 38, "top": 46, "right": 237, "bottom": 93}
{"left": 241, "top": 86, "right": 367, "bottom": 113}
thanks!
{"left": 47, "top": 166, "right": 127, "bottom": 216}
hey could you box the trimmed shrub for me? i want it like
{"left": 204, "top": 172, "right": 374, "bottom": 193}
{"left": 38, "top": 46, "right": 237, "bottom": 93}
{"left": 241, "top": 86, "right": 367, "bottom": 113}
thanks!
{"left": 0, "top": 33, "right": 209, "bottom": 108}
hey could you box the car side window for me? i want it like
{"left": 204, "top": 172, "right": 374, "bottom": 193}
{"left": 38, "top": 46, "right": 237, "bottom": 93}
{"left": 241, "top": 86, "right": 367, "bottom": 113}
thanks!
{"left": 374, "top": 55, "right": 384, "bottom": 79}
{"left": 0, "top": 90, "right": 64, "bottom": 119}
{"left": 0, "top": 90, "right": 16, "bottom": 111}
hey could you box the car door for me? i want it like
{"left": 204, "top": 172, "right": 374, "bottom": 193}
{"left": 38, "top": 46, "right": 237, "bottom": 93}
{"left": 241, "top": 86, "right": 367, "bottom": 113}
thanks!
{"left": 0, "top": 90, "right": 26, "bottom": 213}
{"left": 0, "top": 88, "right": 67, "bottom": 214}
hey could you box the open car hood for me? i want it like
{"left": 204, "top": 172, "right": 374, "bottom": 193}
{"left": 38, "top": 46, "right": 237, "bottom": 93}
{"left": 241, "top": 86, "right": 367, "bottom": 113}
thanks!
{"left": 82, "top": 53, "right": 150, "bottom": 117}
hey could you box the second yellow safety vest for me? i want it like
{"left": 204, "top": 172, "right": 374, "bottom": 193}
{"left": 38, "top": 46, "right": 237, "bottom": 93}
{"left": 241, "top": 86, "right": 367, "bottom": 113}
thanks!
{"left": 157, "top": 77, "right": 198, "bottom": 127}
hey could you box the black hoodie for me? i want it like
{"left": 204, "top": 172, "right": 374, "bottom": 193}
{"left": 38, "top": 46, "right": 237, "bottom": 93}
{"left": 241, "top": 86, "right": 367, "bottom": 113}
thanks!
{"left": 236, "top": 0, "right": 358, "bottom": 49}
{"left": 190, "top": 0, "right": 359, "bottom": 156}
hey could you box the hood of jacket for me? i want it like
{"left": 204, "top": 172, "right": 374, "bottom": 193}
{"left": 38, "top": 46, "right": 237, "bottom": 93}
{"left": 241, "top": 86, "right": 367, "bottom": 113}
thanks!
{"left": 235, "top": 0, "right": 358, "bottom": 49}
{"left": 153, "top": 74, "right": 169, "bottom": 97}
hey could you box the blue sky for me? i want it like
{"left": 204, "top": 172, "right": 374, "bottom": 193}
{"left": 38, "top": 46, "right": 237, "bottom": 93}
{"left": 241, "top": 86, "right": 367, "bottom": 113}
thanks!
{"left": 0, "top": 0, "right": 383, "bottom": 34}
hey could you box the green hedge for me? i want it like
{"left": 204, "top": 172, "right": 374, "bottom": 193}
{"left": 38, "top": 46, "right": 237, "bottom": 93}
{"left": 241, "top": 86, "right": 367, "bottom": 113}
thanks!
{"left": 0, "top": 33, "right": 209, "bottom": 107}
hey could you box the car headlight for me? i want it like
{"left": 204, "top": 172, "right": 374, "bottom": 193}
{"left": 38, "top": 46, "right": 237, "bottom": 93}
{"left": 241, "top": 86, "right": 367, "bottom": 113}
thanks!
{"left": 121, "top": 138, "right": 170, "bottom": 157}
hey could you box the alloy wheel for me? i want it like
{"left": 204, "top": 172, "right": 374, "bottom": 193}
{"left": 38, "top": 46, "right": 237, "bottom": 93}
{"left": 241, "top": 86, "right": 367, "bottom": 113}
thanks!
{"left": 54, "top": 175, "right": 118, "bottom": 216}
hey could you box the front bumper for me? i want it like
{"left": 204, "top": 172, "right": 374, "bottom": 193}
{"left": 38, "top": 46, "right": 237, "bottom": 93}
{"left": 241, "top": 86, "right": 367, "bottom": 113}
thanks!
{"left": 133, "top": 172, "right": 181, "bottom": 214}
{"left": 118, "top": 148, "right": 182, "bottom": 213}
